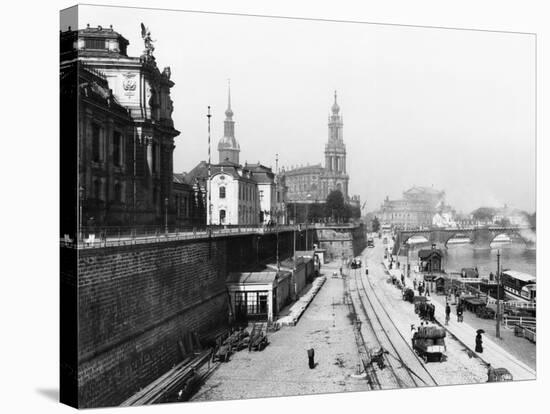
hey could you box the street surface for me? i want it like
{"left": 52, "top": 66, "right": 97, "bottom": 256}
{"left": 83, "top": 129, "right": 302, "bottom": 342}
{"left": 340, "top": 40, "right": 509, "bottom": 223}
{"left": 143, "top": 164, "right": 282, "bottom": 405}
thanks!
{"left": 193, "top": 237, "right": 534, "bottom": 401}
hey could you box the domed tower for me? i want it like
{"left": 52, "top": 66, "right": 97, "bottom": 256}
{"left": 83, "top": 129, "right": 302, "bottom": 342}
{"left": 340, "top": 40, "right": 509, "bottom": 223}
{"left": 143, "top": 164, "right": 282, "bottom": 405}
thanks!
{"left": 322, "top": 91, "right": 349, "bottom": 199}
{"left": 218, "top": 83, "right": 240, "bottom": 164}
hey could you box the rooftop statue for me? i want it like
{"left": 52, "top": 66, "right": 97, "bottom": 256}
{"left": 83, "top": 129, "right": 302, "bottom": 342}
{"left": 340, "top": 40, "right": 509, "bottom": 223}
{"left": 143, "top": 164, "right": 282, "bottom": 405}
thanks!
{"left": 140, "top": 23, "right": 155, "bottom": 57}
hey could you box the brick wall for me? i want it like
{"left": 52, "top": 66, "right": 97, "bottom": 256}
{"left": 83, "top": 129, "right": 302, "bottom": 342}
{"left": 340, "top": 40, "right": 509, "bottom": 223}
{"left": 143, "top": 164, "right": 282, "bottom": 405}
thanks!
{"left": 316, "top": 224, "right": 366, "bottom": 261}
{"left": 73, "top": 230, "right": 298, "bottom": 407}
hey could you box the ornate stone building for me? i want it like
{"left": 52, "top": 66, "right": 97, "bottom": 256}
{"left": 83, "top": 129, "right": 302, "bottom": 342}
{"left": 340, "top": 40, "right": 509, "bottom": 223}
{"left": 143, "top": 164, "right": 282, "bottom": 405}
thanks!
{"left": 280, "top": 92, "right": 355, "bottom": 206}
{"left": 378, "top": 186, "right": 446, "bottom": 228}
{"left": 60, "top": 24, "right": 180, "bottom": 228}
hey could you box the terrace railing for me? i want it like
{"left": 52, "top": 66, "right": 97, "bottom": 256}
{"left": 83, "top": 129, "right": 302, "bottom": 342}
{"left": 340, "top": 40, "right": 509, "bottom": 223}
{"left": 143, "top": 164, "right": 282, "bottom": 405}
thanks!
{"left": 61, "top": 223, "right": 299, "bottom": 249}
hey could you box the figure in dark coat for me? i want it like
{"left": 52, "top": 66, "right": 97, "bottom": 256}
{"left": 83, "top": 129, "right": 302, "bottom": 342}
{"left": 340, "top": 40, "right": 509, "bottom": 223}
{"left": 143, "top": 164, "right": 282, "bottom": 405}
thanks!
{"left": 307, "top": 348, "right": 315, "bottom": 369}
{"left": 475, "top": 333, "right": 483, "bottom": 353}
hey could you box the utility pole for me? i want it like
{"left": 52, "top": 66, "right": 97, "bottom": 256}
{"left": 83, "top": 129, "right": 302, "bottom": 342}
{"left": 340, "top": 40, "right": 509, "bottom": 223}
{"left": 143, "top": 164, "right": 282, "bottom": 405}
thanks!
{"left": 275, "top": 153, "right": 279, "bottom": 271}
{"left": 496, "top": 249, "right": 501, "bottom": 339}
{"left": 207, "top": 106, "right": 212, "bottom": 232}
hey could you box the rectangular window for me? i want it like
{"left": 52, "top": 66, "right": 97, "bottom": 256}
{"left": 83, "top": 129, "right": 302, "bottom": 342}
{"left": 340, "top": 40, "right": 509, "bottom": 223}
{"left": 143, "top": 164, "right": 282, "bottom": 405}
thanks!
{"left": 85, "top": 38, "right": 106, "bottom": 50}
{"left": 92, "top": 123, "right": 101, "bottom": 162}
{"left": 219, "top": 186, "right": 226, "bottom": 199}
{"left": 113, "top": 131, "right": 122, "bottom": 167}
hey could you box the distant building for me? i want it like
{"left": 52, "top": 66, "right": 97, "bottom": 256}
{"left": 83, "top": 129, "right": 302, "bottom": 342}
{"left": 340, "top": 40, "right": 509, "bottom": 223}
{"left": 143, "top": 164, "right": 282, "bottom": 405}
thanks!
{"left": 492, "top": 205, "right": 527, "bottom": 226}
{"left": 172, "top": 173, "right": 205, "bottom": 226}
{"left": 280, "top": 92, "right": 359, "bottom": 207}
{"left": 379, "top": 186, "right": 446, "bottom": 228}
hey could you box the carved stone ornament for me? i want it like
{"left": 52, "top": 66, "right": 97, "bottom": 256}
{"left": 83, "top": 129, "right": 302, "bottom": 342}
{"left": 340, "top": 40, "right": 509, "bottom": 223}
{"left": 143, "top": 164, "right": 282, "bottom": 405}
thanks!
{"left": 123, "top": 73, "right": 137, "bottom": 91}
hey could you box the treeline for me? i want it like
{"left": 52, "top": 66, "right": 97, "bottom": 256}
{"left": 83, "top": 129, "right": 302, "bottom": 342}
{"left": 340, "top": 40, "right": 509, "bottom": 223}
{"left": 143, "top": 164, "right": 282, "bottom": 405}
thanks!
{"left": 286, "top": 190, "right": 361, "bottom": 223}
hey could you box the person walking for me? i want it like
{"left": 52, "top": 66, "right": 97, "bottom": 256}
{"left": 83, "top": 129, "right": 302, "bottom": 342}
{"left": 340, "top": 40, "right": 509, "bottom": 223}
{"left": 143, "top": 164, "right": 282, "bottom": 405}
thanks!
{"left": 445, "top": 303, "right": 451, "bottom": 325}
{"left": 426, "top": 286, "right": 430, "bottom": 297}
{"left": 307, "top": 348, "right": 315, "bottom": 369}
{"left": 475, "top": 332, "right": 483, "bottom": 353}
{"left": 456, "top": 302, "right": 464, "bottom": 322}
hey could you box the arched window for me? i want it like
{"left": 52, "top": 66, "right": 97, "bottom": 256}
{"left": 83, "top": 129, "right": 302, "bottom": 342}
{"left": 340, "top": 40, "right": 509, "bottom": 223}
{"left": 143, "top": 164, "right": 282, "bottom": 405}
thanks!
{"left": 219, "top": 209, "right": 226, "bottom": 224}
{"left": 219, "top": 186, "right": 226, "bottom": 199}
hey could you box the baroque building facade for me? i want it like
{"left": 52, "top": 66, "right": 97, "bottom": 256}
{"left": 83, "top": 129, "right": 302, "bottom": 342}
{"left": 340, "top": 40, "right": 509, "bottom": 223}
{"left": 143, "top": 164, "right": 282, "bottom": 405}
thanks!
{"left": 279, "top": 92, "right": 358, "bottom": 207}
{"left": 378, "top": 186, "right": 447, "bottom": 228}
{"left": 60, "top": 24, "right": 180, "bottom": 228}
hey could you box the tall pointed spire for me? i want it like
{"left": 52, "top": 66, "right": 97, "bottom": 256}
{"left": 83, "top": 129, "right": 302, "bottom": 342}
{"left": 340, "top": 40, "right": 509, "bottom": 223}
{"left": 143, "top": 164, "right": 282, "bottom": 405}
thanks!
{"left": 331, "top": 90, "right": 340, "bottom": 114}
{"left": 218, "top": 79, "right": 239, "bottom": 164}
{"left": 225, "top": 79, "right": 233, "bottom": 119}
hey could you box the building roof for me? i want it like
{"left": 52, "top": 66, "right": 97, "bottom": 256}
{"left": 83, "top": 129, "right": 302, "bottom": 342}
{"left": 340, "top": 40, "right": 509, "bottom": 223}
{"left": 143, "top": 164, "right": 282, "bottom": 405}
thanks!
{"left": 282, "top": 164, "right": 323, "bottom": 175}
{"left": 502, "top": 270, "right": 536, "bottom": 283}
{"left": 418, "top": 249, "right": 443, "bottom": 259}
{"left": 185, "top": 161, "right": 256, "bottom": 183}
{"left": 226, "top": 271, "right": 291, "bottom": 285}
{"left": 404, "top": 186, "right": 444, "bottom": 196}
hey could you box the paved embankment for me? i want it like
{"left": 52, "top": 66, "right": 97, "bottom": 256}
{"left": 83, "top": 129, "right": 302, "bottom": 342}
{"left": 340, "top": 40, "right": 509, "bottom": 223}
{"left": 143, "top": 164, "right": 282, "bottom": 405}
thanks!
{"left": 380, "top": 253, "right": 535, "bottom": 381}
{"left": 192, "top": 261, "right": 367, "bottom": 401}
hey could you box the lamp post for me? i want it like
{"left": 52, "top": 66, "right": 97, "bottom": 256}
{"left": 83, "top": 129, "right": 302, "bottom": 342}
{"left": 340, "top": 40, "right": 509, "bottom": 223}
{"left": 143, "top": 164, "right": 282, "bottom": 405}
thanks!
{"left": 207, "top": 106, "right": 212, "bottom": 233}
{"left": 164, "top": 197, "right": 169, "bottom": 235}
{"left": 497, "top": 251, "right": 502, "bottom": 335}
{"left": 430, "top": 242, "right": 436, "bottom": 291}
{"left": 305, "top": 193, "right": 312, "bottom": 250}
{"left": 79, "top": 186, "right": 85, "bottom": 243}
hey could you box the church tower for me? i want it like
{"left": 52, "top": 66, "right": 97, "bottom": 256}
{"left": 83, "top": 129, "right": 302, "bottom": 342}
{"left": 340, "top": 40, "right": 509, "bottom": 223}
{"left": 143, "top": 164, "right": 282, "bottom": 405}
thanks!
{"left": 322, "top": 91, "right": 349, "bottom": 199}
{"left": 218, "top": 82, "right": 240, "bottom": 164}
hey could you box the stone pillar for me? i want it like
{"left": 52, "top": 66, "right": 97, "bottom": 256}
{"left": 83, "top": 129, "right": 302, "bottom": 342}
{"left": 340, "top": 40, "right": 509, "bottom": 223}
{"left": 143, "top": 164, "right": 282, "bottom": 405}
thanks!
{"left": 146, "top": 138, "right": 153, "bottom": 175}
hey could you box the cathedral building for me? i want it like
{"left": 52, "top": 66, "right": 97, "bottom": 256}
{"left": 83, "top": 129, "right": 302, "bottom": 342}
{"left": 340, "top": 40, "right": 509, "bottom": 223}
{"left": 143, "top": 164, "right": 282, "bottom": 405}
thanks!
{"left": 280, "top": 92, "right": 358, "bottom": 207}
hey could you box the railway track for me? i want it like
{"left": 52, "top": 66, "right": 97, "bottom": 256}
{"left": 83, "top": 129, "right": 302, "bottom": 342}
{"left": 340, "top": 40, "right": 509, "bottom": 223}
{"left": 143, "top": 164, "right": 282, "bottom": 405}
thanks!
{"left": 348, "top": 266, "right": 438, "bottom": 389}
{"left": 342, "top": 275, "right": 381, "bottom": 390}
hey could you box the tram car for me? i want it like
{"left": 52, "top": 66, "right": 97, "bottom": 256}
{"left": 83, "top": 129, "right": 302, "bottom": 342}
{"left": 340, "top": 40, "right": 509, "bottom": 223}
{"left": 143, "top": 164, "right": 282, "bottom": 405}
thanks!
{"left": 501, "top": 270, "right": 536, "bottom": 303}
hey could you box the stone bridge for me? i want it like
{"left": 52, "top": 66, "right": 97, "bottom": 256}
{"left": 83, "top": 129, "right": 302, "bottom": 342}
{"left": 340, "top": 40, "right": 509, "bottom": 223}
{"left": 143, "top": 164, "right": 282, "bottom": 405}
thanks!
{"left": 393, "top": 226, "right": 535, "bottom": 253}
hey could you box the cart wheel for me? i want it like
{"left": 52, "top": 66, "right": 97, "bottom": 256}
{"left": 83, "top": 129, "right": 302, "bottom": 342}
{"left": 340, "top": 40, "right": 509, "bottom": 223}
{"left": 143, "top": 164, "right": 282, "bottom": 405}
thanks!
{"left": 423, "top": 355, "right": 428, "bottom": 363}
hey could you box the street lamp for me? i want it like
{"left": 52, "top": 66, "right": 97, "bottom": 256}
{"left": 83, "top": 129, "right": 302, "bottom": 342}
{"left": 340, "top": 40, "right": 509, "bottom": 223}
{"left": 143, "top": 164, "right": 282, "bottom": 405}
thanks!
{"left": 305, "top": 193, "right": 312, "bottom": 250}
{"left": 164, "top": 197, "right": 169, "bottom": 235}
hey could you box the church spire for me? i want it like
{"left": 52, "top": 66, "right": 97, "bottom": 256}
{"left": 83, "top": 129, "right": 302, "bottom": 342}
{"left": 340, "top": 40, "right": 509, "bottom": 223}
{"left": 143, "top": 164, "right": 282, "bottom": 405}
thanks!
{"left": 225, "top": 79, "right": 233, "bottom": 119}
{"left": 331, "top": 90, "right": 340, "bottom": 114}
{"left": 218, "top": 80, "right": 240, "bottom": 164}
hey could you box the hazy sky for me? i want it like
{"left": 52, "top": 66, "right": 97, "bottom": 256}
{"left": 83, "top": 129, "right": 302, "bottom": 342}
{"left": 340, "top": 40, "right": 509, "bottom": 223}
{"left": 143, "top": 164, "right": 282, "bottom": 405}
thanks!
{"left": 73, "top": 5, "right": 536, "bottom": 213}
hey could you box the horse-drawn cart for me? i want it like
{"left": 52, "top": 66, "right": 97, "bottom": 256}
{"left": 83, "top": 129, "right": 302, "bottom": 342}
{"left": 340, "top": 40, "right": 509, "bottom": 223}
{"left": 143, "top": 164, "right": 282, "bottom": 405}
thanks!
{"left": 412, "top": 325, "right": 446, "bottom": 363}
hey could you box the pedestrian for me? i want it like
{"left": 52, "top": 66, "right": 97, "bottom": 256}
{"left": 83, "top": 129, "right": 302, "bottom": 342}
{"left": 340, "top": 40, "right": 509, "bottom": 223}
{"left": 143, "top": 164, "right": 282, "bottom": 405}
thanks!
{"left": 365, "top": 268, "right": 369, "bottom": 276}
{"left": 413, "top": 279, "right": 417, "bottom": 290}
{"left": 339, "top": 266, "right": 342, "bottom": 276}
{"left": 307, "top": 348, "right": 315, "bottom": 369}
{"left": 418, "top": 283, "right": 423, "bottom": 296}
{"left": 426, "top": 286, "right": 430, "bottom": 297}
{"left": 445, "top": 303, "right": 451, "bottom": 325}
{"left": 457, "top": 303, "right": 463, "bottom": 322}
{"left": 475, "top": 332, "right": 483, "bottom": 353}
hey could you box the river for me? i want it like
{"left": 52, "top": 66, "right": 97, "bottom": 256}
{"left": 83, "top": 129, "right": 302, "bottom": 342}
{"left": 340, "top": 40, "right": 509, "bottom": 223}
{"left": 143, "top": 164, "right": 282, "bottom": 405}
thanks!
{"left": 443, "top": 242, "right": 536, "bottom": 277}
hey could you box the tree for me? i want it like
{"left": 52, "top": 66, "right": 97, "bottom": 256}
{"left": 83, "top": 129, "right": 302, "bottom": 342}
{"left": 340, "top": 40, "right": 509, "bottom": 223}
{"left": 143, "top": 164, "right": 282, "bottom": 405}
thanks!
{"left": 325, "top": 190, "right": 346, "bottom": 222}
{"left": 372, "top": 216, "right": 381, "bottom": 232}
{"left": 471, "top": 207, "right": 497, "bottom": 222}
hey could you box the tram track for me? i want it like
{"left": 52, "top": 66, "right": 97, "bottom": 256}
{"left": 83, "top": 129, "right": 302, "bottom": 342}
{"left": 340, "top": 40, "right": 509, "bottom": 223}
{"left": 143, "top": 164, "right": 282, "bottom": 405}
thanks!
{"left": 348, "top": 264, "right": 437, "bottom": 388}
{"left": 360, "top": 265, "right": 439, "bottom": 387}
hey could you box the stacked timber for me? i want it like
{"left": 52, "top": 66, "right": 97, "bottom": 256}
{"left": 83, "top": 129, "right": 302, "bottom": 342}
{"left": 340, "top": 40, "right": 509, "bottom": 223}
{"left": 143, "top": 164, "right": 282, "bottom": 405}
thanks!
{"left": 120, "top": 350, "right": 212, "bottom": 406}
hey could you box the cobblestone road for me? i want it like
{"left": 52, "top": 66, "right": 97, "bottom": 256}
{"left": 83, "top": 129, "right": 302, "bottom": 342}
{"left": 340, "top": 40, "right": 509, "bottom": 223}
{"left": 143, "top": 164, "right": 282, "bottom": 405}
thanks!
{"left": 192, "top": 261, "right": 368, "bottom": 401}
